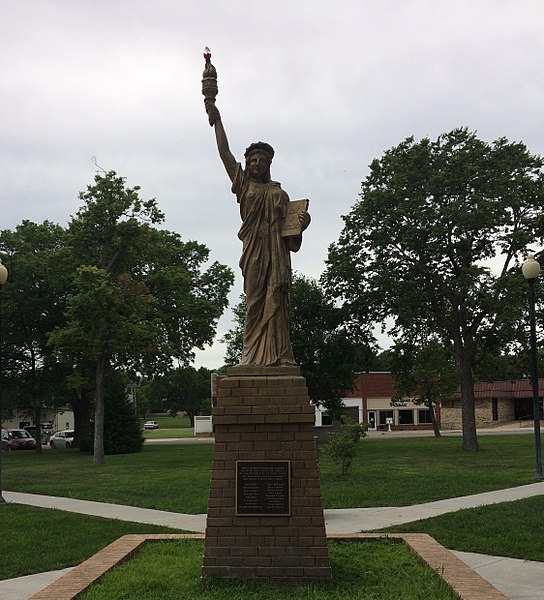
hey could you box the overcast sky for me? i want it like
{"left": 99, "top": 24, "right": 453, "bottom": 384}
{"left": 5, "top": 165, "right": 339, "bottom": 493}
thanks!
{"left": 2, "top": 1, "right": 544, "bottom": 368}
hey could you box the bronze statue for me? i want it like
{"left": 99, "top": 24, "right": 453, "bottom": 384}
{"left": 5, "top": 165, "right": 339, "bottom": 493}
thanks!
{"left": 202, "top": 49, "right": 310, "bottom": 366}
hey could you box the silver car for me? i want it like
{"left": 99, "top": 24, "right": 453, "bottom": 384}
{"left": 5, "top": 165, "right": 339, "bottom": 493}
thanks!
{"left": 49, "top": 429, "right": 75, "bottom": 448}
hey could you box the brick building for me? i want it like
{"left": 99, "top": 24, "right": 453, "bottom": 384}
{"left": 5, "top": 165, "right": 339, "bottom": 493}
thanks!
{"left": 315, "top": 372, "right": 436, "bottom": 432}
{"left": 440, "top": 378, "right": 544, "bottom": 429}
{"left": 314, "top": 372, "right": 543, "bottom": 433}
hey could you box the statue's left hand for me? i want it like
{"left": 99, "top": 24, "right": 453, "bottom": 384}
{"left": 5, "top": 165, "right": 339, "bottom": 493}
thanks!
{"left": 299, "top": 211, "right": 311, "bottom": 232}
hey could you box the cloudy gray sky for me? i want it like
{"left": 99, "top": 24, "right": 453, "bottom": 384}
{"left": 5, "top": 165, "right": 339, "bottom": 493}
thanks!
{"left": 2, "top": 0, "right": 544, "bottom": 368}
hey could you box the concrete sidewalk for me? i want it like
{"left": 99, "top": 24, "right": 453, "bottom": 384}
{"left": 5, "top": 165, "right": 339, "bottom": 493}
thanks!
{"left": 322, "top": 481, "right": 544, "bottom": 532}
{"left": 2, "top": 482, "right": 544, "bottom": 599}
{"left": 3, "top": 490, "right": 207, "bottom": 531}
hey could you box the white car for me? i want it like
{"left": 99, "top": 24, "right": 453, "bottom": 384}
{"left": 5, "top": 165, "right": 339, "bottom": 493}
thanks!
{"left": 49, "top": 430, "right": 75, "bottom": 448}
{"left": 144, "top": 421, "right": 159, "bottom": 430}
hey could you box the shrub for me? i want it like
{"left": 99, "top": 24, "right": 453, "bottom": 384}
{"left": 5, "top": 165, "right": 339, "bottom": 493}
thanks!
{"left": 84, "top": 372, "right": 144, "bottom": 454}
{"left": 325, "top": 416, "right": 368, "bottom": 475}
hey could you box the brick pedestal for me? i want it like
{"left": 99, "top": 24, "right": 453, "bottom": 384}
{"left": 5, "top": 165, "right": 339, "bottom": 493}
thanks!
{"left": 201, "top": 365, "right": 332, "bottom": 584}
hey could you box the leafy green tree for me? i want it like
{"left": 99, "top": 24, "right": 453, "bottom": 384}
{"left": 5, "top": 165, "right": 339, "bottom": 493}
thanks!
{"left": 389, "top": 338, "right": 458, "bottom": 437}
{"left": 50, "top": 265, "right": 156, "bottom": 463}
{"left": 0, "top": 221, "right": 69, "bottom": 452}
{"left": 324, "top": 128, "right": 544, "bottom": 451}
{"left": 223, "top": 275, "right": 373, "bottom": 417}
{"left": 470, "top": 266, "right": 539, "bottom": 382}
{"left": 50, "top": 171, "right": 233, "bottom": 464}
{"left": 473, "top": 348, "right": 533, "bottom": 382}
{"left": 146, "top": 366, "right": 212, "bottom": 426}
{"left": 222, "top": 300, "right": 246, "bottom": 367}
{"left": 290, "top": 275, "right": 374, "bottom": 417}
{"left": 141, "top": 231, "right": 233, "bottom": 370}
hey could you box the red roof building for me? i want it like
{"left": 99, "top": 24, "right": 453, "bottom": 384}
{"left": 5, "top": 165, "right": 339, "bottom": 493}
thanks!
{"left": 315, "top": 372, "right": 437, "bottom": 432}
{"left": 314, "top": 372, "right": 542, "bottom": 432}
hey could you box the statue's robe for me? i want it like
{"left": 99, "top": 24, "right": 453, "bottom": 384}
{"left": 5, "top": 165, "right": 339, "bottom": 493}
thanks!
{"left": 232, "top": 164, "right": 301, "bottom": 366}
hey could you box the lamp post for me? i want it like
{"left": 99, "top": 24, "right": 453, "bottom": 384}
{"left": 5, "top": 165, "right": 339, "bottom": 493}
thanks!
{"left": 521, "top": 254, "right": 544, "bottom": 481}
{"left": 0, "top": 259, "right": 8, "bottom": 502}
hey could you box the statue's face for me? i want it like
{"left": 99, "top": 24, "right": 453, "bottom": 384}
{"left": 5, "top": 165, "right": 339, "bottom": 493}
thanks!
{"left": 247, "top": 151, "right": 270, "bottom": 181}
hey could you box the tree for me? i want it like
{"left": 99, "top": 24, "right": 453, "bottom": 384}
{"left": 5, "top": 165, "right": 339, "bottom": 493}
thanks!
{"left": 473, "top": 346, "right": 535, "bottom": 382}
{"left": 0, "top": 221, "right": 70, "bottom": 453}
{"left": 147, "top": 366, "right": 212, "bottom": 426}
{"left": 50, "top": 265, "right": 157, "bottom": 463}
{"left": 223, "top": 274, "right": 374, "bottom": 417}
{"left": 50, "top": 171, "right": 233, "bottom": 464}
{"left": 290, "top": 275, "right": 375, "bottom": 417}
{"left": 82, "top": 369, "right": 144, "bottom": 454}
{"left": 324, "top": 416, "right": 368, "bottom": 475}
{"left": 222, "top": 300, "right": 246, "bottom": 367}
{"left": 324, "top": 128, "right": 544, "bottom": 451}
{"left": 389, "top": 338, "right": 458, "bottom": 437}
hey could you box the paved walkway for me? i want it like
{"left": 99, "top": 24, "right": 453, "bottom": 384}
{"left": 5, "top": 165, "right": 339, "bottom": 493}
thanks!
{"left": 2, "top": 482, "right": 544, "bottom": 599}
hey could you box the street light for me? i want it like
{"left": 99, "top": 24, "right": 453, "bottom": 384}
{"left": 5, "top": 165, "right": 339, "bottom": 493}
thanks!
{"left": 0, "top": 259, "right": 8, "bottom": 503}
{"left": 521, "top": 254, "right": 544, "bottom": 481}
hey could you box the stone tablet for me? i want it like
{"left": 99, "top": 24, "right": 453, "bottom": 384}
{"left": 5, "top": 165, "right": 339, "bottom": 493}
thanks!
{"left": 281, "top": 199, "right": 310, "bottom": 237}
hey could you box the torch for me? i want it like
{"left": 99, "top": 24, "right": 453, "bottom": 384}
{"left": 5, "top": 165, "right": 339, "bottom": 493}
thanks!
{"left": 202, "top": 46, "right": 218, "bottom": 126}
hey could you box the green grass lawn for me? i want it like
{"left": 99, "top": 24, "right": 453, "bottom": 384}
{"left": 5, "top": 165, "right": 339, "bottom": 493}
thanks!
{"left": 381, "top": 495, "right": 544, "bottom": 562}
{"left": 142, "top": 415, "right": 195, "bottom": 439}
{"left": 2, "top": 435, "right": 539, "bottom": 513}
{"left": 0, "top": 504, "right": 185, "bottom": 580}
{"left": 143, "top": 427, "right": 195, "bottom": 439}
{"left": 322, "top": 434, "right": 539, "bottom": 508}
{"left": 79, "top": 539, "right": 459, "bottom": 600}
{"left": 2, "top": 445, "right": 212, "bottom": 514}
{"left": 1, "top": 434, "right": 543, "bottom": 583}
{"left": 2, "top": 495, "right": 542, "bottom": 582}
{"left": 141, "top": 415, "right": 192, "bottom": 428}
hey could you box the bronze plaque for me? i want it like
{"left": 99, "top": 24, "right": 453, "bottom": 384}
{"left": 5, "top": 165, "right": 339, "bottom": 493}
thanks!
{"left": 236, "top": 460, "right": 291, "bottom": 516}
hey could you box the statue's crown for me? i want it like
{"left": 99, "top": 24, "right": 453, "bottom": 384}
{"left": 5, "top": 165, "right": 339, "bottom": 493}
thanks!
{"left": 244, "top": 142, "right": 274, "bottom": 161}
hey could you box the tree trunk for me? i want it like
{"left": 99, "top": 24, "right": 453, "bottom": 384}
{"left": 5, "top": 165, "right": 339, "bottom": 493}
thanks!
{"left": 30, "top": 348, "right": 43, "bottom": 454}
{"left": 93, "top": 353, "right": 107, "bottom": 465}
{"left": 428, "top": 399, "right": 442, "bottom": 438}
{"left": 33, "top": 405, "right": 43, "bottom": 454}
{"left": 454, "top": 337, "right": 480, "bottom": 451}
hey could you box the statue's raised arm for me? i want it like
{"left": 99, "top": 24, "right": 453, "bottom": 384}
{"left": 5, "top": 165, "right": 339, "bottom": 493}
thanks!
{"left": 202, "top": 48, "right": 237, "bottom": 182}
{"left": 201, "top": 48, "right": 310, "bottom": 367}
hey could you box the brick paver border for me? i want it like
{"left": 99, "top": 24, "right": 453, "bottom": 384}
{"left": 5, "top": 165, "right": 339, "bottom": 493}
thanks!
{"left": 29, "top": 532, "right": 508, "bottom": 599}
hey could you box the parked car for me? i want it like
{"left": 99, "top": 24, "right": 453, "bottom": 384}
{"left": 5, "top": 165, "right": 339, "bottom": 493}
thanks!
{"left": 49, "top": 429, "right": 75, "bottom": 448}
{"left": 1, "top": 428, "right": 37, "bottom": 451}
{"left": 143, "top": 421, "right": 159, "bottom": 430}
{"left": 24, "top": 426, "right": 50, "bottom": 445}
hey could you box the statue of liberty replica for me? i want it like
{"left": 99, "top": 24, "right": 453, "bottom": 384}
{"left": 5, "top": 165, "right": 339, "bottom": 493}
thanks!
{"left": 200, "top": 48, "right": 331, "bottom": 584}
